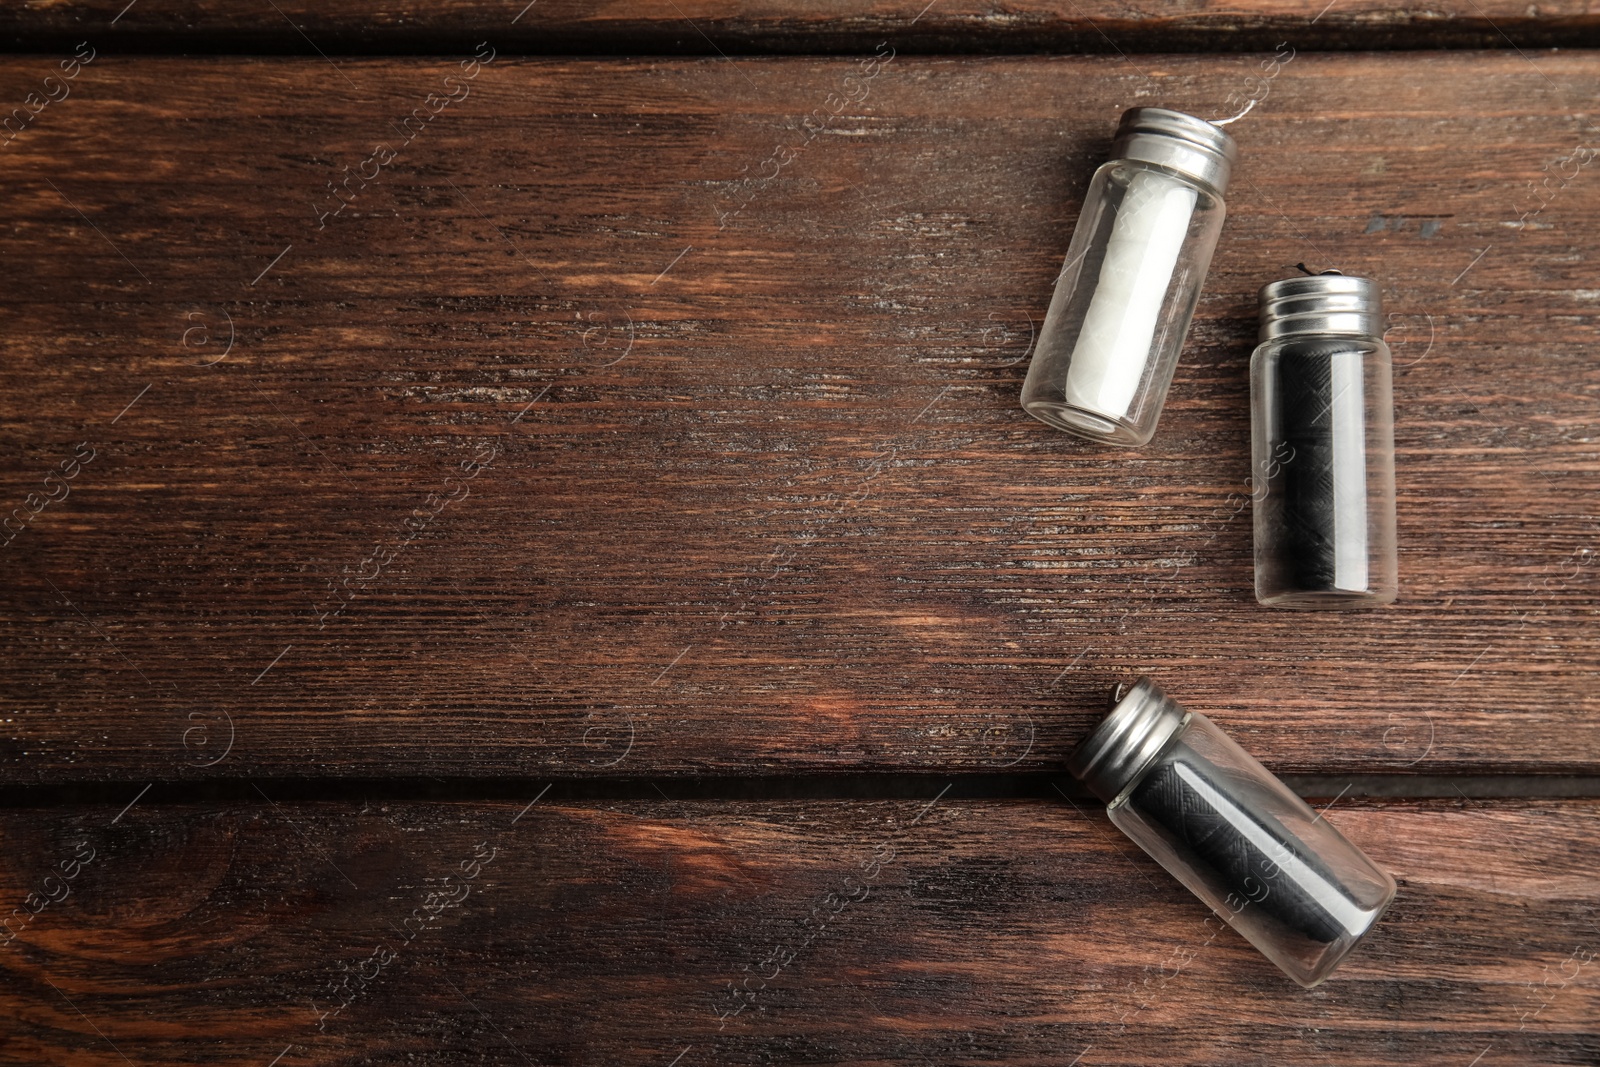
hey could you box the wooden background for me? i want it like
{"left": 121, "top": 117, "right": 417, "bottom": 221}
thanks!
{"left": 1, "top": 3, "right": 1596, "bottom": 1064}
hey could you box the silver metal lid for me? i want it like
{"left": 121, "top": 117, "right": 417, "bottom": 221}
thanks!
{"left": 1066, "top": 676, "right": 1188, "bottom": 803}
{"left": 1109, "top": 107, "right": 1237, "bottom": 195}
{"left": 1259, "top": 273, "right": 1382, "bottom": 342}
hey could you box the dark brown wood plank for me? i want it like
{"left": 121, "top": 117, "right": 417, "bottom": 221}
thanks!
{"left": 1, "top": 52, "right": 1598, "bottom": 781}
{"left": 1, "top": 796, "right": 1596, "bottom": 1065}
{"left": 2, "top": 1, "right": 1599, "bottom": 53}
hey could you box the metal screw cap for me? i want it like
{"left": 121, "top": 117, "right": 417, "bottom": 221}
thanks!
{"left": 1110, "top": 107, "right": 1238, "bottom": 195}
{"left": 1259, "top": 273, "right": 1383, "bottom": 342}
{"left": 1066, "top": 676, "right": 1189, "bottom": 803}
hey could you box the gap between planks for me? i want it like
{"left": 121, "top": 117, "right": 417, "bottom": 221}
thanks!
{"left": 0, "top": 773, "right": 1597, "bottom": 810}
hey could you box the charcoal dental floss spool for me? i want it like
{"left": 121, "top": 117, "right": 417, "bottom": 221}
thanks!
{"left": 1250, "top": 271, "right": 1399, "bottom": 607}
{"left": 1020, "top": 108, "right": 1235, "bottom": 446}
{"left": 1066, "top": 677, "right": 1397, "bottom": 987}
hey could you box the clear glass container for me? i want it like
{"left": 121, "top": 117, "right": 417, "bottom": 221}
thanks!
{"left": 1067, "top": 677, "right": 1397, "bottom": 988}
{"left": 1251, "top": 274, "right": 1398, "bottom": 608}
{"left": 1021, "top": 108, "right": 1235, "bottom": 446}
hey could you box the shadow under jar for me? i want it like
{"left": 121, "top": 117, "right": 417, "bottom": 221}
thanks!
{"left": 1251, "top": 274, "right": 1398, "bottom": 608}
{"left": 1067, "top": 677, "right": 1397, "bottom": 988}
{"left": 1020, "top": 108, "right": 1234, "bottom": 446}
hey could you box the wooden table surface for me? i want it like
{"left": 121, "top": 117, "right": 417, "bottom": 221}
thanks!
{"left": 1, "top": 4, "right": 1597, "bottom": 1064}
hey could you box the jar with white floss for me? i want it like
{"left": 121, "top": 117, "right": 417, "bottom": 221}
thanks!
{"left": 1021, "top": 107, "right": 1236, "bottom": 446}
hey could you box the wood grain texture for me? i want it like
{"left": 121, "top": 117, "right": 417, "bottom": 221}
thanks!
{"left": 1, "top": 52, "right": 1598, "bottom": 782}
{"left": 1, "top": 796, "right": 1597, "bottom": 1065}
{"left": 2, "top": 1, "right": 1600, "bottom": 52}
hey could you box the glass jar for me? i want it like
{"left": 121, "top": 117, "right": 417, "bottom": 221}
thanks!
{"left": 1251, "top": 274, "right": 1398, "bottom": 608}
{"left": 1066, "top": 677, "right": 1397, "bottom": 988}
{"left": 1020, "top": 108, "right": 1235, "bottom": 446}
